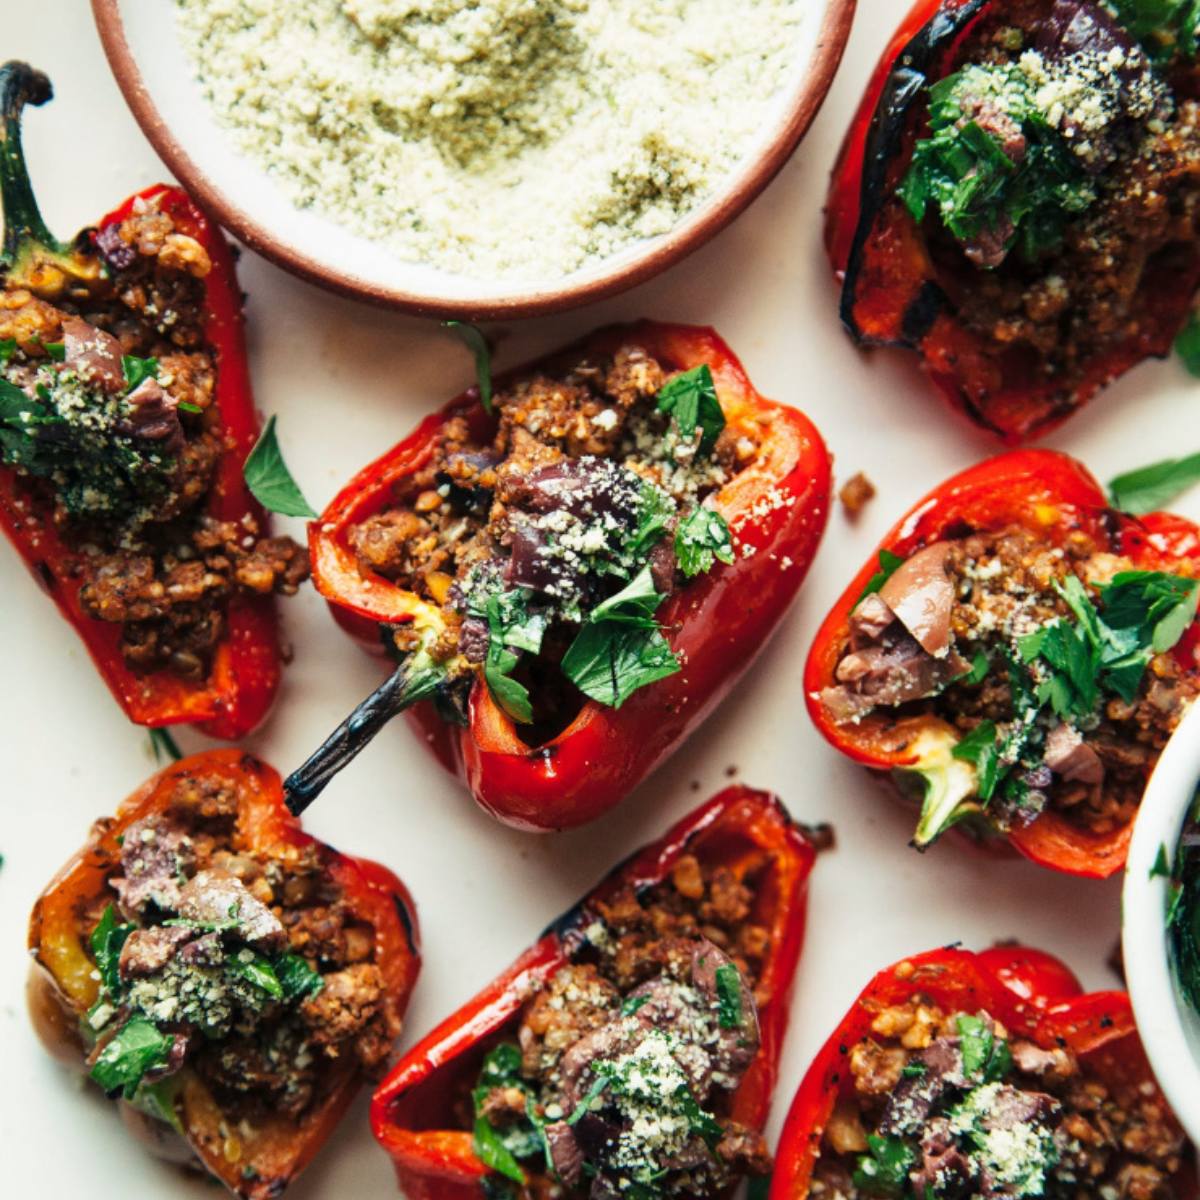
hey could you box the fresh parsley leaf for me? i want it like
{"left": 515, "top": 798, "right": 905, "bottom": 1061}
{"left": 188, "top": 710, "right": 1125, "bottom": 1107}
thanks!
{"left": 655, "top": 365, "right": 724, "bottom": 456}
{"left": 675, "top": 505, "right": 734, "bottom": 579}
{"left": 130, "top": 1077, "right": 184, "bottom": 1134}
{"left": 1109, "top": 452, "right": 1200, "bottom": 515}
{"left": 675, "top": 1084, "right": 722, "bottom": 1146}
{"left": 566, "top": 1072, "right": 612, "bottom": 1125}
{"left": 621, "top": 994, "right": 650, "bottom": 1016}
{"left": 960, "top": 651, "right": 990, "bottom": 686}
{"left": 715, "top": 963, "right": 743, "bottom": 1029}
{"left": 1099, "top": 571, "right": 1200, "bottom": 654}
{"left": 0, "top": 338, "right": 16, "bottom": 364}
{"left": 274, "top": 952, "right": 325, "bottom": 1001}
{"left": 901, "top": 1061, "right": 927, "bottom": 1079}
{"left": 858, "top": 548, "right": 906, "bottom": 603}
{"left": 479, "top": 1043, "right": 524, "bottom": 1087}
{"left": 243, "top": 415, "right": 318, "bottom": 519}
{"left": 485, "top": 641, "right": 533, "bottom": 724}
{"left": 43, "top": 341, "right": 65, "bottom": 362}
{"left": 148, "top": 727, "right": 183, "bottom": 764}
{"left": 956, "top": 1014, "right": 1012, "bottom": 1081}
{"left": 627, "top": 481, "right": 675, "bottom": 559}
{"left": 471, "top": 1043, "right": 535, "bottom": 1185}
{"left": 952, "top": 720, "right": 1001, "bottom": 800}
{"left": 444, "top": 321, "right": 493, "bottom": 414}
{"left": 1109, "top": 0, "right": 1200, "bottom": 61}
{"left": 177, "top": 401, "right": 203, "bottom": 415}
{"left": 473, "top": 1112, "right": 528, "bottom": 1185}
{"left": 90, "top": 904, "right": 134, "bottom": 998}
{"left": 89, "top": 1017, "right": 173, "bottom": 1099}
{"left": 854, "top": 1134, "right": 915, "bottom": 1196}
{"left": 228, "top": 952, "right": 284, "bottom": 999}
{"left": 122, "top": 355, "right": 158, "bottom": 391}
{"left": 479, "top": 591, "right": 545, "bottom": 724}
{"left": 561, "top": 567, "right": 680, "bottom": 707}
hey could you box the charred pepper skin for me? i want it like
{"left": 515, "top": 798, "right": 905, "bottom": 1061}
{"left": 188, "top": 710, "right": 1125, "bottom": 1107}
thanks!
{"left": 369, "top": 786, "right": 817, "bottom": 1199}
{"left": 26, "top": 749, "right": 421, "bottom": 1200}
{"left": 826, "top": 0, "right": 1200, "bottom": 442}
{"left": 0, "top": 64, "right": 284, "bottom": 738}
{"left": 769, "top": 945, "right": 1189, "bottom": 1199}
{"left": 310, "top": 321, "right": 832, "bottom": 831}
{"left": 803, "top": 449, "right": 1200, "bottom": 878}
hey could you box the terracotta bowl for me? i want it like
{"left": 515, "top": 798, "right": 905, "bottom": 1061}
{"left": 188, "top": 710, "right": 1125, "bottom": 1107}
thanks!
{"left": 92, "top": 0, "right": 856, "bottom": 318}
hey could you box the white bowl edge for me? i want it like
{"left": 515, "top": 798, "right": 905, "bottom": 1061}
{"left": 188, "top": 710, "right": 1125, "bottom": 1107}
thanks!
{"left": 1123, "top": 698, "right": 1200, "bottom": 1145}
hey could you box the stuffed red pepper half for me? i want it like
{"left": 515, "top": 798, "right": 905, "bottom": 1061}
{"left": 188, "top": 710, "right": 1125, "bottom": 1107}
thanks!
{"left": 770, "top": 945, "right": 1192, "bottom": 1199}
{"left": 290, "top": 322, "right": 831, "bottom": 830}
{"left": 827, "top": 0, "right": 1200, "bottom": 441}
{"left": 0, "top": 62, "right": 307, "bottom": 738}
{"left": 27, "top": 750, "right": 420, "bottom": 1199}
{"left": 805, "top": 449, "right": 1200, "bottom": 877}
{"left": 370, "top": 785, "right": 817, "bottom": 1198}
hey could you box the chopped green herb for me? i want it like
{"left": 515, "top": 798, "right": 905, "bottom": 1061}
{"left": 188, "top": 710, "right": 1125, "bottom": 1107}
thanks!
{"left": 627, "top": 481, "right": 675, "bottom": 560}
{"left": 951, "top": 720, "right": 1002, "bottom": 800}
{"left": 714, "top": 963, "right": 743, "bottom": 1029}
{"left": 957, "top": 1014, "right": 1012, "bottom": 1082}
{"left": 471, "top": 1043, "right": 541, "bottom": 1185}
{"left": 676, "top": 1082, "right": 723, "bottom": 1146}
{"left": 566, "top": 1072, "right": 612, "bottom": 1125}
{"left": 1109, "top": 451, "right": 1200, "bottom": 515}
{"left": 621, "top": 994, "right": 650, "bottom": 1016}
{"left": 960, "top": 651, "right": 990, "bottom": 686}
{"left": 121, "top": 355, "right": 158, "bottom": 391}
{"left": 89, "top": 1017, "right": 173, "bottom": 1099}
{"left": 148, "top": 727, "right": 183, "bottom": 764}
{"left": 228, "top": 952, "right": 284, "bottom": 999}
{"left": 858, "top": 548, "right": 906, "bottom": 603}
{"left": 655, "top": 365, "right": 724, "bottom": 456}
{"left": 130, "top": 1077, "right": 184, "bottom": 1134}
{"left": 854, "top": 1134, "right": 915, "bottom": 1196}
{"left": 561, "top": 567, "right": 680, "bottom": 707}
{"left": 243, "top": 415, "right": 318, "bottom": 519}
{"left": 443, "top": 321, "right": 493, "bottom": 415}
{"left": 478, "top": 590, "right": 546, "bottom": 724}
{"left": 901, "top": 1061, "right": 927, "bottom": 1078}
{"left": 177, "top": 401, "right": 203, "bottom": 415}
{"left": 1109, "top": 0, "right": 1200, "bottom": 61}
{"left": 43, "top": 340, "right": 65, "bottom": 362}
{"left": 90, "top": 904, "right": 135, "bottom": 998}
{"left": 0, "top": 338, "right": 16, "bottom": 364}
{"left": 274, "top": 952, "right": 325, "bottom": 1001}
{"left": 899, "top": 63, "right": 1095, "bottom": 263}
{"left": 675, "top": 505, "right": 734, "bottom": 579}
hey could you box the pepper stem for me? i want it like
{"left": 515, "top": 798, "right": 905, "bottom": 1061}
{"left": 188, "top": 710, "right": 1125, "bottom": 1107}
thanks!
{"left": 0, "top": 62, "right": 65, "bottom": 266}
{"left": 284, "top": 655, "right": 444, "bottom": 816}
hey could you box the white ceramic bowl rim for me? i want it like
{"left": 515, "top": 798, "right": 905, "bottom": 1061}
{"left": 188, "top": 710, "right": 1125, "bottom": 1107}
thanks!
{"left": 1123, "top": 698, "right": 1200, "bottom": 1146}
{"left": 91, "top": 0, "right": 856, "bottom": 317}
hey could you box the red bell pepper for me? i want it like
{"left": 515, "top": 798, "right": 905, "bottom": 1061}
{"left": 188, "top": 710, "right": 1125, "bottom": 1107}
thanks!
{"left": 370, "top": 785, "right": 817, "bottom": 1198}
{"left": 299, "top": 321, "right": 831, "bottom": 831}
{"left": 769, "top": 945, "right": 1191, "bottom": 1199}
{"left": 804, "top": 449, "right": 1200, "bottom": 878}
{"left": 27, "top": 748, "right": 421, "bottom": 1200}
{"left": 0, "top": 62, "right": 284, "bottom": 738}
{"left": 825, "top": 0, "right": 1200, "bottom": 442}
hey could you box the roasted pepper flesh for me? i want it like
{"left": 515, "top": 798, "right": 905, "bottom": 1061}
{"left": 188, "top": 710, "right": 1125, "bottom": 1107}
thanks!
{"left": 804, "top": 449, "right": 1200, "bottom": 877}
{"left": 27, "top": 749, "right": 420, "bottom": 1200}
{"left": 0, "top": 62, "right": 306, "bottom": 738}
{"left": 300, "top": 322, "right": 831, "bottom": 831}
{"left": 370, "top": 786, "right": 817, "bottom": 1198}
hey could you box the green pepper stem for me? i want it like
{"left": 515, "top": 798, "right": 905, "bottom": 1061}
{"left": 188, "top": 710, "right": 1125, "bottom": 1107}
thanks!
{"left": 0, "top": 61, "right": 65, "bottom": 268}
{"left": 284, "top": 657, "right": 444, "bottom": 816}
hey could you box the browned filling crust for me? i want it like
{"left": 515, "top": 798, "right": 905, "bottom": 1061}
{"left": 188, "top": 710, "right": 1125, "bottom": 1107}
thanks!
{"left": 82, "top": 771, "right": 399, "bottom": 1125}
{"left": 1, "top": 196, "right": 308, "bottom": 679}
{"left": 822, "top": 525, "right": 1200, "bottom": 836}
{"left": 463, "top": 851, "right": 774, "bottom": 1198}
{"left": 811, "top": 996, "right": 1184, "bottom": 1200}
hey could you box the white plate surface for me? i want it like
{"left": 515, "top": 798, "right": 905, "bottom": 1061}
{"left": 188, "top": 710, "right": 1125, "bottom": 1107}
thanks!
{"left": 3, "top": 2, "right": 1200, "bottom": 1197}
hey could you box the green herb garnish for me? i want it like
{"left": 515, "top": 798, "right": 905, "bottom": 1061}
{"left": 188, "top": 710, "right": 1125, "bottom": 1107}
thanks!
{"left": 89, "top": 1016, "right": 174, "bottom": 1099}
{"left": 444, "top": 321, "right": 493, "bottom": 415}
{"left": 274, "top": 952, "right": 325, "bottom": 1001}
{"left": 243, "top": 414, "right": 318, "bottom": 519}
{"left": 957, "top": 1013, "right": 1012, "bottom": 1081}
{"left": 148, "top": 727, "right": 183, "bottom": 764}
{"left": 675, "top": 505, "right": 734, "bottom": 579}
{"left": 854, "top": 1134, "right": 915, "bottom": 1196}
{"left": 714, "top": 963, "right": 743, "bottom": 1029}
{"left": 1108, "top": 0, "right": 1200, "bottom": 61}
{"left": 1109, "top": 451, "right": 1200, "bottom": 515}
{"left": 1152, "top": 842, "right": 1173, "bottom": 880}
{"left": 858, "top": 548, "right": 906, "bottom": 603}
{"left": 90, "top": 904, "right": 135, "bottom": 997}
{"left": 655, "top": 365, "right": 724, "bottom": 456}
{"left": 228, "top": 952, "right": 284, "bottom": 999}
{"left": 121, "top": 355, "right": 158, "bottom": 391}
{"left": 951, "top": 720, "right": 1001, "bottom": 800}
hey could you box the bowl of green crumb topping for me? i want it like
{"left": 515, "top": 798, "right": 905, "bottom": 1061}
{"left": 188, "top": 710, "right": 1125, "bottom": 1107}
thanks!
{"left": 1123, "top": 698, "right": 1200, "bottom": 1146}
{"left": 92, "top": 0, "right": 855, "bottom": 316}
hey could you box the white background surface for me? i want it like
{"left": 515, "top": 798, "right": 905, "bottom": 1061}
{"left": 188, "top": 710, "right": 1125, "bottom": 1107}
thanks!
{"left": 2, "top": 3, "right": 1199, "bottom": 1197}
